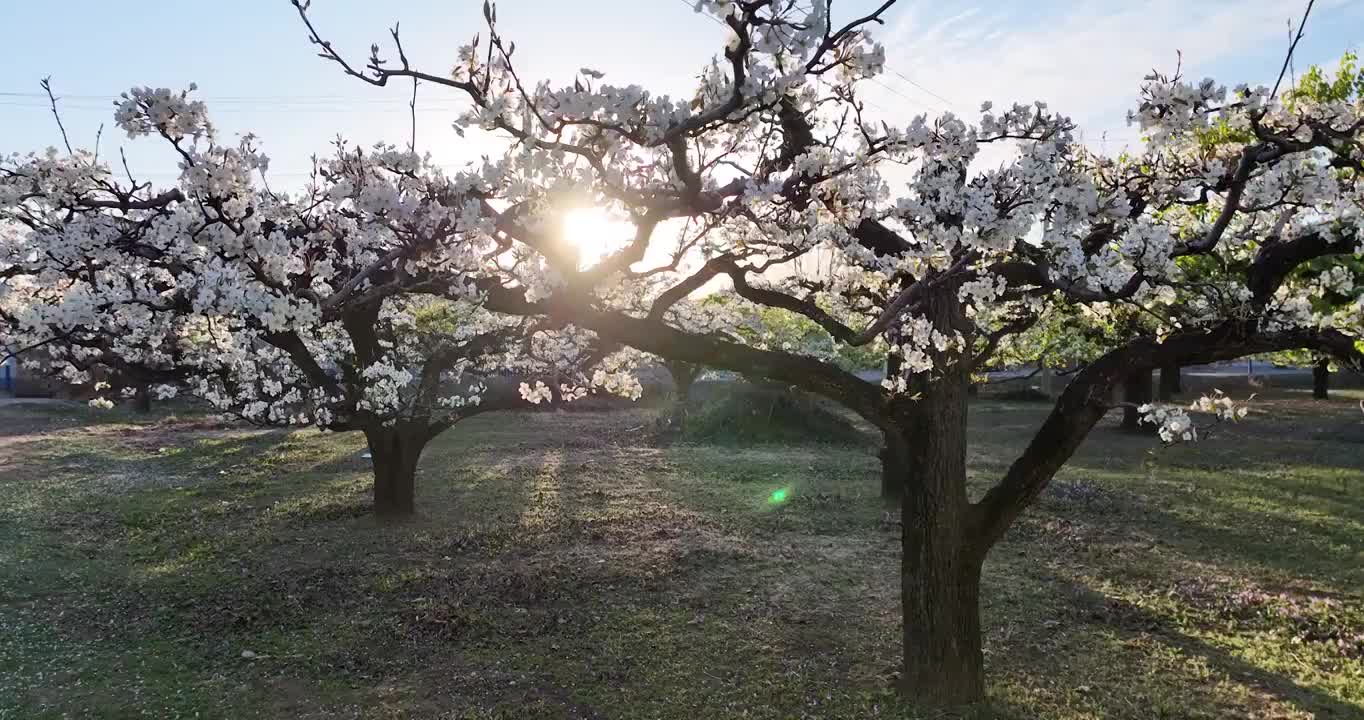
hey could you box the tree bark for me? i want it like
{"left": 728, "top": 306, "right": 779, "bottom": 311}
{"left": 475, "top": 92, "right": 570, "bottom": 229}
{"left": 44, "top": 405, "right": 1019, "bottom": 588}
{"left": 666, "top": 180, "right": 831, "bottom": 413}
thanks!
{"left": 1313, "top": 358, "right": 1329, "bottom": 400}
{"left": 133, "top": 384, "right": 152, "bottom": 414}
{"left": 901, "top": 533, "right": 984, "bottom": 706}
{"left": 880, "top": 352, "right": 906, "bottom": 502}
{"left": 1121, "top": 369, "right": 1153, "bottom": 431}
{"left": 894, "top": 288, "right": 986, "bottom": 705}
{"left": 363, "top": 424, "right": 429, "bottom": 518}
{"left": 1157, "top": 360, "right": 1181, "bottom": 401}
{"left": 664, "top": 360, "right": 700, "bottom": 431}
{"left": 1038, "top": 366, "right": 1056, "bottom": 398}
{"left": 879, "top": 429, "right": 908, "bottom": 506}
{"left": 548, "top": 370, "right": 566, "bottom": 407}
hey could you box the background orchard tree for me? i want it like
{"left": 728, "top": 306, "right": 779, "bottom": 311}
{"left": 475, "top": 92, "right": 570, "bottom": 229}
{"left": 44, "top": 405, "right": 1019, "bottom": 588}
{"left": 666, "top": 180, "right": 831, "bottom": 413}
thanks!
{"left": 988, "top": 302, "right": 1189, "bottom": 428}
{"left": 0, "top": 89, "right": 644, "bottom": 517}
{"left": 1259, "top": 250, "right": 1362, "bottom": 400}
{"left": 297, "top": 0, "right": 1364, "bottom": 705}
{"left": 973, "top": 303, "right": 1116, "bottom": 394}
{"left": 648, "top": 296, "right": 736, "bottom": 432}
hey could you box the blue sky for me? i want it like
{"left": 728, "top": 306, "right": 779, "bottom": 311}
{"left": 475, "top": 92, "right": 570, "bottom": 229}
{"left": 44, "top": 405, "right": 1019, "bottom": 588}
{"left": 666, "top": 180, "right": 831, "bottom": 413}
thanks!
{"left": 4, "top": 1, "right": 1361, "bottom": 189}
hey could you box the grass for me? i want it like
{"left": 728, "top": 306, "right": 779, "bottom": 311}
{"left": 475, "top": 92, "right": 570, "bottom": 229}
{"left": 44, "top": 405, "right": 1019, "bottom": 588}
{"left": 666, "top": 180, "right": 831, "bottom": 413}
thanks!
{"left": 0, "top": 377, "right": 1362, "bottom": 719}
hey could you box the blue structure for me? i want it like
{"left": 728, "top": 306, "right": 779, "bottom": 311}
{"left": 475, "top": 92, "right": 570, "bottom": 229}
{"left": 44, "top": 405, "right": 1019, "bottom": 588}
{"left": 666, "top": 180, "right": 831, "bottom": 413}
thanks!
{"left": 1, "top": 358, "right": 12, "bottom": 394}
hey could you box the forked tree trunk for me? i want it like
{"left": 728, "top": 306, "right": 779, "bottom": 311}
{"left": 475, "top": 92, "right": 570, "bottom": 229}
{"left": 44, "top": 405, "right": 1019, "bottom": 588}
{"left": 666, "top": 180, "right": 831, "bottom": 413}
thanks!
{"left": 363, "top": 424, "right": 430, "bottom": 518}
{"left": 1121, "top": 369, "right": 1153, "bottom": 431}
{"left": 1157, "top": 361, "right": 1181, "bottom": 401}
{"left": 894, "top": 289, "right": 986, "bottom": 705}
{"left": 1313, "top": 358, "right": 1330, "bottom": 400}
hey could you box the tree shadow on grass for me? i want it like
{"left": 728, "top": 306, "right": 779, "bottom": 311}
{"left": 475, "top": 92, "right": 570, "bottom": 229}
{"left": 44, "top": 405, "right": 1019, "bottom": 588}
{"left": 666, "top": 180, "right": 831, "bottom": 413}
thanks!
{"left": 1061, "top": 578, "right": 1363, "bottom": 719}
{"left": 0, "top": 430, "right": 302, "bottom": 551}
{"left": 1008, "top": 454, "right": 1364, "bottom": 590}
{"left": 286, "top": 437, "right": 785, "bottom": 716}
{"left": 976, "top": 476, "right": 1364, "bottom": 718}
{"left": 6, "top": 441, "right": 556, "bottom": 713}
{"left": 4, "top": 415, "right": 707, "bottom": 717}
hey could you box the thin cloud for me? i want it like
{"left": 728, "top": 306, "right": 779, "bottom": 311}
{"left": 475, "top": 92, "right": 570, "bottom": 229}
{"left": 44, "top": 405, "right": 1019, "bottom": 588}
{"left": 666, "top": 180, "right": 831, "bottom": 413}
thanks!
{"left": 874, "top": 0, "right": 1352, "bottom": 138}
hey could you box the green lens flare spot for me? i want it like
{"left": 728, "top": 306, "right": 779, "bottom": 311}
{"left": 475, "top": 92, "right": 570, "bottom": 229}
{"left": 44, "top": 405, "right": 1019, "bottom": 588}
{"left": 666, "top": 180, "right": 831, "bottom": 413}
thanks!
{"left": 768, "top": 488, "right": 789, "bottom": 504}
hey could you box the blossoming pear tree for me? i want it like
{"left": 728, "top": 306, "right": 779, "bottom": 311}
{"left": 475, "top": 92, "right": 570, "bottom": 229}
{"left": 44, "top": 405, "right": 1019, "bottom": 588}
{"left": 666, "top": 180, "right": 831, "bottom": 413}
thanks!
{"left": 0, "top": 87, "right": 645, "bottom": 517}
{"left": 294, "top": 0, "right": 1364, "bottom": 703}
{"left": 1254, "top": 52, "right": 1364, "bottom": 400}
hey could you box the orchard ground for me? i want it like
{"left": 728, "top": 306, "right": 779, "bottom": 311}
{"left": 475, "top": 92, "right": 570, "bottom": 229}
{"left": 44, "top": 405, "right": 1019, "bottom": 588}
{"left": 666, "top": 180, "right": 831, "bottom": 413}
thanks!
{"left": 1, "top": 376, "right": 1362, "bottom": 719}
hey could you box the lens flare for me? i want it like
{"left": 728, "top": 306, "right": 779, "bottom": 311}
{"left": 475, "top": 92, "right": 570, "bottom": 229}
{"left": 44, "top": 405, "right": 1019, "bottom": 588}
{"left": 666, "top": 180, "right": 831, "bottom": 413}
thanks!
{"left": 562, "top": 207, "right": 631, "bottom": 268}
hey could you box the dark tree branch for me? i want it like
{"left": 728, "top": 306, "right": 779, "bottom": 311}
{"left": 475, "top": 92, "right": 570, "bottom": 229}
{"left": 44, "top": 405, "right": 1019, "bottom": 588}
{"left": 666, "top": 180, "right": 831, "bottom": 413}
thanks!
{"left": 76, "top": 189, "right": 186, "bottom": 212}
{"left": 1246, "top": 226, "right": 1358, "bottom": 304}
{"left": 805, "top": 1, "right": 897, "bottom": 73}
{"left": 485, "top": 285, "right": 889, "bottom": 427}
{"left": 991, "top": 260, "right": 1146, "bottom": 302}
{"left": 1172, "top": 148, "right": 1258, "bottom": 256}
{"left": 264, "top": 330, "right": 342, "bottom": 396}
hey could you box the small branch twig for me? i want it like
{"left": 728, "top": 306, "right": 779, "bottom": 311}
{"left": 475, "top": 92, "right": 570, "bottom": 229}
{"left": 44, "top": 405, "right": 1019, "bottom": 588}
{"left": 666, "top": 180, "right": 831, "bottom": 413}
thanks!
{"left": 409, "top": 75, "right": 419, "bottom": 154}
{"left": 119, "top": 148, "right": 138, "bottom": 186}
{"left": 1271, "top": 0, "right": 1315, "bottom": 99}
{"left": 40, "top": 77, "right": 74, "bottom": 155}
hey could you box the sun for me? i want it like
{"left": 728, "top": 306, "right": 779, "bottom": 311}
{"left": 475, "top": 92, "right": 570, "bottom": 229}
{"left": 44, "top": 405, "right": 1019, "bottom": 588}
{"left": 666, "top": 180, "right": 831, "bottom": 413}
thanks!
{"left": 562, "top": 207, "right": 634, "bottom": 269}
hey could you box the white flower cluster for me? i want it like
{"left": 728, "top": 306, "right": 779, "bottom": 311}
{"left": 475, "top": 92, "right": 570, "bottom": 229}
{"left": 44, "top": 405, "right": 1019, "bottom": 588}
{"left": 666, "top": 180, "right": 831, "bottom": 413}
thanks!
{"left": 1140, "top": 391, "right": 1250, "bottom": 444}
{"left": 114, "top": 85, "right": 211, "bottom": 141}
{"left": 358, "top": 357, "right": 416, "bottom": 416}
{"left": 1138, "top": 403, "right": 1196, "bottom": 443}
{"left": 894, "top": 315, "right": 963, "bottom": 375}
{"left": 518, "top": 380, "right": 554, "bottom": 404}
{"left": 1189, "top": 391, "right": 1251, "bottom": 422}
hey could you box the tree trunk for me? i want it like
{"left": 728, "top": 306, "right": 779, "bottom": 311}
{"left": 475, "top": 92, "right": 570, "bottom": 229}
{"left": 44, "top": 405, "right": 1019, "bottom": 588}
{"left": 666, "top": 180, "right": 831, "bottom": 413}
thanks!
{"left": 901, "top": 536, "right": 984, "bottom": 705}
{"left": 548, "top": 370, "right": 566, "bottom": 407}
{"left": 363, "top": 424, "right": 429, "bottom": 518}
{"left": 1313, "top": 358, "right": 1329, "bottom": 400}
{"left": 133, "top": 385, "right": 152, "bottom": 414}
{"left": 894, "top": 288, "right": 986, "bottom": 706}
{"left": 1038, "top": 366, "right": 1056, "bottom": 398}
{"left": 1121, "top": 369, "right": 1153, "bottom": 431}
{"left": 880, "top": 352, "right": 906, "bottom": 502}
{"left": 1157, "top": 361, "right": 1181, "bottom": 401}
{"left": 879, "top": 429, "right": 908, "bottom": 506}
{"left": 664, "top": 360, "right": 699, "bottom": 431}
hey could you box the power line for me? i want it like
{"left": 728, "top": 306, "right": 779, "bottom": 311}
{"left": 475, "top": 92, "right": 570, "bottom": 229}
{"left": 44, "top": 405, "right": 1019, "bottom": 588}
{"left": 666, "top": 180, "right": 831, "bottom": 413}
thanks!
{"left": 0, "top": 91, "right": 451, "bottom": 105}
{"left": 8, "top": 4, "right": 968, "bottom": 122}
{"left": 0, "top": 101, "right": 469, "bottom": 115}
{"left": 123, "top": 167, "right": 474, "bottom": 179}
{"left": 884, "top": 68, "right": 961, "bottom": 112}
{"left": 6, "top": 6, "right": 1138, "bottom": 139}
{"left": 866, "top": 76, "right": 933, "bottom": 113}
